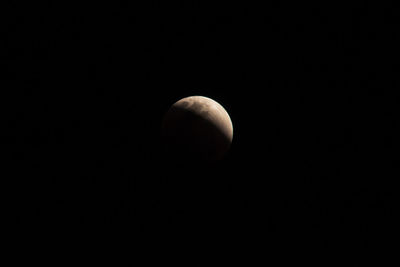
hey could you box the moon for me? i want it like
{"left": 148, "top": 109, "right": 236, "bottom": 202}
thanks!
{"left": 162, "top": 96, "right": 233, "bottom": 162}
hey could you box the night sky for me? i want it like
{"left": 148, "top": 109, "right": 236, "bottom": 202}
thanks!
{"left": 4, "top": 2, "right": 397, "bottom": 265}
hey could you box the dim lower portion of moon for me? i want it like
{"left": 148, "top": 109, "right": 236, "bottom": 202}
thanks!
{"left": 162, "top": 96, "right": 233, "bottom": 162}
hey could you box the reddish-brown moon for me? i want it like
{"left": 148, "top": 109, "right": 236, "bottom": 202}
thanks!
{"left": 162, "top": 96, "right": 233, "bottom": 162}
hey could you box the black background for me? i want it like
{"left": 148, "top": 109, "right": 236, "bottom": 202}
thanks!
{"left": 3, "top": 1, "right": 398, "bottom": 265}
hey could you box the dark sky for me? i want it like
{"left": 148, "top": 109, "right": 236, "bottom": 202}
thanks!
{"left": 4, "top": 1, "right": 398, "bottom": 265}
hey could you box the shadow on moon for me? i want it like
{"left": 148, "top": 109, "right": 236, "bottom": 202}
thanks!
{"left": 161, "top": 104, "right": 232, "bottom": 166}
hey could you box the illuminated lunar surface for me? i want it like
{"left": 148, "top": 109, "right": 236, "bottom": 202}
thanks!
{"left": 162, "top": 96, "right": 233, "bottom": 162}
